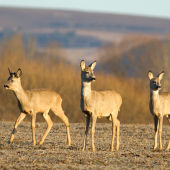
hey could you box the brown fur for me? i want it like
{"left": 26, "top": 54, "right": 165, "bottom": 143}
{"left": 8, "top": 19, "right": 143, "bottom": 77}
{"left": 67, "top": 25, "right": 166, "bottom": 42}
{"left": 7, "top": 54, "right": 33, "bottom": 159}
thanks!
{"left": 80, "top": 60, "right": 122, "bottom": 151}
{"left": 148, "top": 70, "right": 170, "bottom": 150}
{"left": 4, "top": 68, "right": 71, "bottom": 146}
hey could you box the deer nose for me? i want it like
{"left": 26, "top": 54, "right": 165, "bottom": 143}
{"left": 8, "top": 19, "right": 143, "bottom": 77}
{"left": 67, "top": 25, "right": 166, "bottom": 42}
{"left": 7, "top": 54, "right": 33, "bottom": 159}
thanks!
{"left": 91, "top": 77, "right": 96, "bottom": 81}
{"left": 157, "top": 85, "right": 161, "bottom": 89}
{"left": 4, "top": 84, "right": 9, "bottom": 88}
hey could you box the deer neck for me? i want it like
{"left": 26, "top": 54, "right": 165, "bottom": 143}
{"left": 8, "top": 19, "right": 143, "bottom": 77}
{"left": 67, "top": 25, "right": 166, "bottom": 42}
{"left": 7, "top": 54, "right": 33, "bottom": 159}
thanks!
{"left": 13, "top": 83, "right": 28, "bottom": 103}
{"left": 81, "top": 82, "right": 92, "bottom": 99}
{"left": 150, "top": 90, "right": 160, "bottom": 105}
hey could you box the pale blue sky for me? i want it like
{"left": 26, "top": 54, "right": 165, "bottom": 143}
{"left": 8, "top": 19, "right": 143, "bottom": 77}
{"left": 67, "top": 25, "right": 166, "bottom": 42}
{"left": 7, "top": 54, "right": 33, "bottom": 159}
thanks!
{"left": 0, "top": 0, "right": 170, "bottom": 19}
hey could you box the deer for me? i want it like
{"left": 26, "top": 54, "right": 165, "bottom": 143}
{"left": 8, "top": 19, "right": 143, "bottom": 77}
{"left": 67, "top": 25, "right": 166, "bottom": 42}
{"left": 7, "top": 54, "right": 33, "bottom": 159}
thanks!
{"left": 148, "top": 70, "right": 170, "bottom": 150}
{"left": 80, "top": 60, "right": 122, "bottom": 152}
{"left": 4, "top": 68, "right": 71, "bottom": 146}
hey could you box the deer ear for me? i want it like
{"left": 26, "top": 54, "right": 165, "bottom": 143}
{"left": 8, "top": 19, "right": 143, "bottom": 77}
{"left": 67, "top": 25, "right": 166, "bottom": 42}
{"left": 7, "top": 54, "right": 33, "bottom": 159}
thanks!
{"left": 80, "top": 60, "right": 86, "bottom": 71}
{"left": 158, "top": 71, "right": 164, "bottom": 80}
{"left": 89, "top": 61, "right": 97, "bottom": 70}
{"left": 16, "top": 68, "right": 22, "bottom": 78}
{"left": 8, "top": 68, "right": 12, "bottom": 75}
{"left": 148, "top": 70, "right": 153, "bottom": 80}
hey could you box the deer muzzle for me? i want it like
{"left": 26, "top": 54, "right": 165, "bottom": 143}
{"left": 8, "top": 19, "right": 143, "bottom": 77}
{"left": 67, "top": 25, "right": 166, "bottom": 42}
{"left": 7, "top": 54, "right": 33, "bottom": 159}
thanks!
{"left": 91, "top": 77, "right": 96, "bottom": 81}
{"left": 157, "top": 85, "right": 161, "bottom": 89}
{"left": 4, "top": 84, "right": 9, "bottom": 89}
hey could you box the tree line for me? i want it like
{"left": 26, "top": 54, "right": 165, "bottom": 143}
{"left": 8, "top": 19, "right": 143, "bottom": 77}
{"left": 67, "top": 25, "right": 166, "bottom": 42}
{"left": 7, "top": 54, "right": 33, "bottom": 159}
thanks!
{"left": 0, "top": 33, "right": 169, "bottom": 124}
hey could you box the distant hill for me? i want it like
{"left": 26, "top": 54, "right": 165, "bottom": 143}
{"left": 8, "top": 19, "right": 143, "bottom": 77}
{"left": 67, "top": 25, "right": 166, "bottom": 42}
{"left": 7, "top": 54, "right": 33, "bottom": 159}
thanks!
{"left": 1, "top": 7, "right": 170, "bottom": 32}
{"left": 1, "top": 7, "right": 170, "bottom": 63}
{"left": 0, "top": 7, "right": 170, "bottom": 47}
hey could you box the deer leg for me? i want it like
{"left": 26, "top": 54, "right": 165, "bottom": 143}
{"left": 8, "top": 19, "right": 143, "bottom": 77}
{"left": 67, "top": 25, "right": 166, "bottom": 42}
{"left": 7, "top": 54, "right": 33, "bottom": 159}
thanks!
{"left": 52, "top": 108, "right": 71, "bottom": 146}
{"left": 166, "top": 115, "right": 170, "bottom": 150}
{"left": 154, "top": 116, "right": 159, "bottom": 150}
{"left": 166, "top": 140, "right": 170, "bottom": 150}
{"left": 115, "top": 118, "right": 120, "bottom": 150}
{"left": 159, "top": 116, "right": 163, "bottom": 150}
{"left": 91, "top": 115, "right": 97, "bottom": 152}
{"left": 110, "top": 119, "right": 115, "bottom": 151}
{"left": 10, "top": 112, "right": 26, "bottom": 143}
{"left": 110, "top": 114, "right": 120, "bottom": 151}
{"left": 31, "top": 114, "right": 36, "bottom": 146}
{"left": 39, "top": 111, "right": 53, "bottom": 145}
{"left": 82, "top": 116, "right": 90, "bottom": 151}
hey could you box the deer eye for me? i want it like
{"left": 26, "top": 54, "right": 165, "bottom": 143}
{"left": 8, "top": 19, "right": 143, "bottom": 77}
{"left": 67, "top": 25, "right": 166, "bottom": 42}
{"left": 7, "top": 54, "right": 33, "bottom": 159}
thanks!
{"left": 11, "top": 80, "right": 14, "bottom": 82}
{"left": 85, "top": 71, "right": 89, "bottom": 74}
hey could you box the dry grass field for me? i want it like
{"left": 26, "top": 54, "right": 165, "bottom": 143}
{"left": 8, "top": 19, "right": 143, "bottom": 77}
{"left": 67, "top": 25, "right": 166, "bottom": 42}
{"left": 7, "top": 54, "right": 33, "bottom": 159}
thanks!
{"left": 0, "top": 122, "right": 170, "bottom": 169}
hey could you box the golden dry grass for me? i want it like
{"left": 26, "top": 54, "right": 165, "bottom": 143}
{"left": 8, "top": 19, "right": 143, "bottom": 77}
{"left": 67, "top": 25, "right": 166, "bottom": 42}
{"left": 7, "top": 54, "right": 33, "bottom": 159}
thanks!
{"left": 0, "top": 33, "right": 163, "bottom": 125}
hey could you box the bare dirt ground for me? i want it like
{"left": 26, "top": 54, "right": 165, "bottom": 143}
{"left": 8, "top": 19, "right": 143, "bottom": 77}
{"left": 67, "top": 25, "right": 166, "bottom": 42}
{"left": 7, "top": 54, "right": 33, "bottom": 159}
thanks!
{"left": 0, "top": 122, "right": 170, "bottom": 169}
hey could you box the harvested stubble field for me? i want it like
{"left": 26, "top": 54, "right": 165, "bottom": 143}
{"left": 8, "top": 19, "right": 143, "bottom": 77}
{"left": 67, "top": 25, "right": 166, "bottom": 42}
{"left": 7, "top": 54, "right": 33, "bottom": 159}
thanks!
{"left": 0, "top": 122, "right": 170, "bottom": 169}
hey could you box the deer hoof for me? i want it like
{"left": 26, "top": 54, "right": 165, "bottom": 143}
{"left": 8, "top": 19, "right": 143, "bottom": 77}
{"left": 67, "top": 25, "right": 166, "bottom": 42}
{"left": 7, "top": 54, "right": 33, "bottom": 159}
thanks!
{"left": 67, "top": 141, "right": 71, "bottom": 146}
{"left": 91, "top": 148, "right": 95, "bottom": 152}
{"left": 39, "top": 141, "right": 43, "bottom": 146}
{"left": 33, "top": 142, "right": 36, "bottom": 146}
{"left": 115, "top": 145, "right": 119, "bottom": 151}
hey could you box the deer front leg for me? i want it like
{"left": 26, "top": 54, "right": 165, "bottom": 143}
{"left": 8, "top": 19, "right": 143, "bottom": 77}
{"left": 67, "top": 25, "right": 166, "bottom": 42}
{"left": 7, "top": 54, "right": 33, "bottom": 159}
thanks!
{"left": 39, "top": 111, "right": 53, "bottom": 145}
{"left": 10, "top": 112, "right": 26, "bottom": 143}
{"left": 154, "top": 116, "right": 159, "bottom": 150}
{"left": 159, "top": 116, "right": 163, "bottom": 150}
{"left": 82, "top": 116, "right": 90, "bottom": 151}
{"left": 91, "top": 115, "right": 97, "bottom": 152}
{"left": 31, "top": 114, "right": 36, "bottom": 146}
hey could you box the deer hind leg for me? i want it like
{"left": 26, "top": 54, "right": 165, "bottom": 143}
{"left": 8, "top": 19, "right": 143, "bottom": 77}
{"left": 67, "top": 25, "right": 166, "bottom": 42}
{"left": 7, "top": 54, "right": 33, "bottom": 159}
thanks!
{"left": 154, "top": 116, "right": 159, "bottom": 150}
{"left": 110, "top": 119, "right": 115, "bottom": 151}
{"left": 10, "top": 112, "right": 26, "bottom": 144}
{"left": 115, "top": 118, "right": 120, "bottom": 150}
{"left": 82, "top": 116, "right": 90, "bottom": 151}
{"left": 166, "top": 114, "right": 170, "bottom": 150}
{"left": 39, "top": 111, "right": 53, "bottom": 145}
{"left": 110, "top": 113, "right": 120, "bottom": 151}
{"left": 31, "top": 114, "right": 36, "bottom": 146}
{"left": 166, "top": 140, "right": 170, "bottom": 150}
{"left": 52, "top": 107, "right": 71, "bottom": 146}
